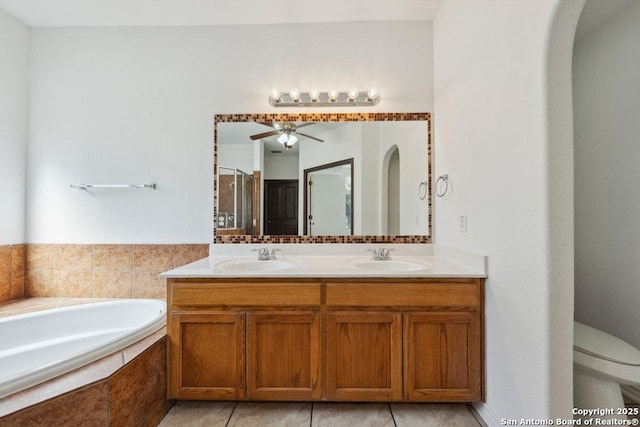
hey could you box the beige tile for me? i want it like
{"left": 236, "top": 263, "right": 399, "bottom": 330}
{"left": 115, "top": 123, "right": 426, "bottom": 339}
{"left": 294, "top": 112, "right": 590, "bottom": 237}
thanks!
{"left": 10, "top": 245, "right": 25, "bottom": 300}
{"left": 0, "top": 380, "right": 108, "bottom": 426}
{"left": 173, "top": 244, "right": 209, "bottom": 268}
{"left": 0, "top": 297, "right": 61, "bottom": 318}
{"left": 94, "top": 244, "right": 133, "bottom": 272}
{"left": 133, "top": 244, "right": 174, "bottom": 272}
{"left": 11, "top": 244, "right": 25, "bottom": 273}
{"left": 10, "top": 270, "right": 24, "bottom": 300}
{"left": 0, "top": 352, "right": 122, "bottom": 417}
{"left": 57, "top": 298, "right": 113, "bottom": 307}
{"left": 26, "top": 244, "right": 54, "bottom": 270}
{"left": 109, "top": 338, "right": 169, "bottom": 427}
{"left": 25, "top": 270, "right": 54, "bottom": 297}
{"left": 229, "top": 402, "right": 311, "bottom": 427}
{"left": 122, "top": 327, "right": 166, "bottom": 363}
{"left": 0, "top": 245, "right": 10, "bottom": 274}
{"left": 10, "top": 245, "right": 26, "bottom": 300}
{"left": 159, "top": 401, "right": 236, "bottom": 427}
{"left": 133, "top": 271, "right": 167, "bottom": 299}
{"left": 93, "top": 271, "right": 132, "bottom": 298}
{"left": 0, "top": 273, "right": 10, "bottom": 303}
{"left": 54, "top": 244, "right": 93, "bottom": 271}
{"left": 390, "top": 403, "right": 482, "bottom": 427}
{"left": 52, "top": 270, "right": 93, "bottom": 297}
{"left": 312, "top": 403, "right": 394, "bottom": 427}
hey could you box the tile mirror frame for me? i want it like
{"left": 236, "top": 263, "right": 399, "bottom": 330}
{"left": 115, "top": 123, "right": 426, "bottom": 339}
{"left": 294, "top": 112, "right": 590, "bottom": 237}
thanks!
{"left": 214, "top": 112, "right": 432, "bottom": 244}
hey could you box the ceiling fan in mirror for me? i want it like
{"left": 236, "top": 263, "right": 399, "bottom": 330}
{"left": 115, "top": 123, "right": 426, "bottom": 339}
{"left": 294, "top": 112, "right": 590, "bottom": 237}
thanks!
{"left": 249, "top": 122, "right": 324, "bottom": 150}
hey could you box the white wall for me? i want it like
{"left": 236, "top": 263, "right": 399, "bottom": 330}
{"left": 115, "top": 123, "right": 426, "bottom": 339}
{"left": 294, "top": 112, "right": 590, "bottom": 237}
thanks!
{"left": 299, "top": 124, "right": 363, "bottom": 233}
{"left": 26, "top": 21, "right": 434, "bottom": 243}
{"left": 434, "top": 0, "right": 581, "bottom": 421}
{"left": 218, "top": 143, "right": 253, "bottom": 175}
{"left": 573, "top": 1, "right": 640, "bottom": 349}
{"left": 379, "top": 121, "right": 428, "bottom": 235}
{"left": 0, "top": 8, "right": 29, "bottom": 245}
{"left": 264, "top": 156, "right": 298, "bottom": 180}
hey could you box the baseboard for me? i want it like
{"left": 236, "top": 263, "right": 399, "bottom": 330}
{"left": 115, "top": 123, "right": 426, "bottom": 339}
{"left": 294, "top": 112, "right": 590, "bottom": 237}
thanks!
{"left": 472, "top": 402, "right": 500, "bottom": 427}
{"left": 621, "top": 385, "right": 640, "bottom": 404}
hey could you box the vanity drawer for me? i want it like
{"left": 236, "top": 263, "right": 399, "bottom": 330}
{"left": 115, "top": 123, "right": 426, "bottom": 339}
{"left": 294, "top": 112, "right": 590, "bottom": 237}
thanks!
{"left": 325, "top": 282, "right": 481, "bottom": 310}
{"left": 170, "top": 282, "right": 321, "bottom": 307}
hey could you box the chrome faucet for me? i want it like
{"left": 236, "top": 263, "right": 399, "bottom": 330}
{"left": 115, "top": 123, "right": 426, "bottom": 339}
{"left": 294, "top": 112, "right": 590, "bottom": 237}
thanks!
{"left": 368, "top": 248, "right": 394, "bottom": 261}
{"left": 254, "top": 248, "right": 279, "bottom": 261}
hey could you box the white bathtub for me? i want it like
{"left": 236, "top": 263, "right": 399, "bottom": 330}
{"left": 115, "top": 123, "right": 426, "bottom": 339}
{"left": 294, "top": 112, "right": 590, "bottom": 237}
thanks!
{"left": 0, "top": 299, "right": 166, "bottom": 399}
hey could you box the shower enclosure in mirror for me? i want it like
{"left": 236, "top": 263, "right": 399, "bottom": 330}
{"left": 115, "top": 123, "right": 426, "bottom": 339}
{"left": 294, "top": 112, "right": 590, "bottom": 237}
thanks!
{"left": 214, "top": 113, "right": 431, "bottom": 243}
{"left": 216, "top": 167, "right": 256, "bottom": 236}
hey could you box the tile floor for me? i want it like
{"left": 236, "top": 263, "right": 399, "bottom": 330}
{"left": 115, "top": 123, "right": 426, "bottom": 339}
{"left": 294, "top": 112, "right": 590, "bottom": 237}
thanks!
{"left": 158, "top": 402, "right": 486, "bottom": 427}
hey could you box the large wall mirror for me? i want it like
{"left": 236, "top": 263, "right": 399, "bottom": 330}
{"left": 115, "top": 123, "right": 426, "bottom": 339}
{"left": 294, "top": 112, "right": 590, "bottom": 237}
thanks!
{"left": 214, "top": 113, "right": 431, "bottom": 243}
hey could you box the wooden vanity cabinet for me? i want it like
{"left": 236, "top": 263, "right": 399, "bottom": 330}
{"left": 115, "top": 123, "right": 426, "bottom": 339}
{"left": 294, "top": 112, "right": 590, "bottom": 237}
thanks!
{"left": 168, "top": 280, "right": 322, "bottom": 400}
{"left": 325, "top": 279, "right": 484, "bottom": 402}
{"left": 326, "top": 311, "right": 403, "bottom": 401}
{"left": 167, "top": 277, "right": 484, "bottom": 403}
{"left": 169, "top": 311, "right": 245, "bottom": 399}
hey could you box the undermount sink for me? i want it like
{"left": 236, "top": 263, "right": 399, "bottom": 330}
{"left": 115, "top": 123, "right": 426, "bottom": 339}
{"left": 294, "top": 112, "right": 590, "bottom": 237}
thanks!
{"left": 347, "top": 258, "right": 432, "bottom": 272}
{"left": 215, "top": 258, "right": 293, "bottom": 272}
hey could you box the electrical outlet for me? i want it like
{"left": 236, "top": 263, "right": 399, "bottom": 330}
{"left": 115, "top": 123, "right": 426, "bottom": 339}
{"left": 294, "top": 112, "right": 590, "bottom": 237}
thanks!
{"left": 459, "top": 214, "right": 468, "bottom": 233}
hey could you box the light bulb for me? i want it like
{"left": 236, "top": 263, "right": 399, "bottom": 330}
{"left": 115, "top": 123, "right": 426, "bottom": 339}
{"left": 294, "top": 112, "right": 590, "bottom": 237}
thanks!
{"left": 277, "top": 134, "right": 288, "bottom": 144}
{"left": 367, "top": 87, "right": 379, "bottom": 100}
{"left": 288, "top": 134, "right": 298, "bottom": 145}
{"left": 289, "top": 88, "right": 300, "bottom": 102}
{"left": 270, "top": 88, "right": 281, "bottom": 102}
{"left": 347, "top": 88, "right": 359, "bottom": 101}
{"left": 309, "top": 88, "right": 320, "bottom": 102}
{"left": 328, "top": 89, "right": 339, "bottom": 102}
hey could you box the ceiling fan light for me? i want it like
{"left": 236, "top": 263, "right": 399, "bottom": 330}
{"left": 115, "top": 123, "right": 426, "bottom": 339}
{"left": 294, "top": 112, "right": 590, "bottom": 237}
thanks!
{"left": 328, "top": 89, "right": 339, "bottom": 102}
{"left": 277, "top": 133, "right": 288, "bottom": 144}
{"left": 347, "top": 88, "right": 359, "bottom": 101}
{"left": 367, "top": 87, "right": 379, "bottom": 101}
{"left": 288, "top": 134, "right": 298, "bottom": 145}
{"left": 270, "top": 88, "right": 281, "bottom": 102}
{"left": 309, "top": 88, "right": 320, "bottom": 102}
{"left": 290, "top": 88, "right": 300, "bottom": 102}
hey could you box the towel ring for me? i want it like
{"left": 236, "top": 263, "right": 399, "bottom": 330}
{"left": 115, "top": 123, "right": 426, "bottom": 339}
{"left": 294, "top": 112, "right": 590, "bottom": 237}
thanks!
{"left": 435, "top": 174, "right": 449, "bottom": 197}
{"left": 418, "top": 181, "right": 428, "bottom": 200}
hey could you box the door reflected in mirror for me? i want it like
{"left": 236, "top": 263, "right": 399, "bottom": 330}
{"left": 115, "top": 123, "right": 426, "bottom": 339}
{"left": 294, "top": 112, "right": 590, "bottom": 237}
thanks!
{"left": 214, "top": 113, "right": 431, "bottom": 243}
{"left": 304, "top": 158, "right": 354, "bottom": 236}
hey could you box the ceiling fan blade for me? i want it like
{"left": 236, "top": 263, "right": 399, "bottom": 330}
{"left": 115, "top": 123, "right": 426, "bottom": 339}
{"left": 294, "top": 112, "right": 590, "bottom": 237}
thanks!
{"left": 250, "top": 130, "right": 279, "bottom": 140}
{"left": 296, "top": 132, "right": 324, "bottom": 143}
{"left": 258, "top": 122, "right": 279, "bottom": 129}
{"left": 295, "top": 122, "right": 315, "bottom": 129}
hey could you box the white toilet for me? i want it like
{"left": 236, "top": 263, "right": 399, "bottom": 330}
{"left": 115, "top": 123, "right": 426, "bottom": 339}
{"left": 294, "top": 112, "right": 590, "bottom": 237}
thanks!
{"left": 574, "top": 321, "right": 640, "bottom": 420}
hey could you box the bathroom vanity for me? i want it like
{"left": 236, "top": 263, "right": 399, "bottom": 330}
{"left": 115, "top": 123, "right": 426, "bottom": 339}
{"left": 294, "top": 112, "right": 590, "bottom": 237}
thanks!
{"left": 162, "top": 246, "right": 486, "bottom": 403}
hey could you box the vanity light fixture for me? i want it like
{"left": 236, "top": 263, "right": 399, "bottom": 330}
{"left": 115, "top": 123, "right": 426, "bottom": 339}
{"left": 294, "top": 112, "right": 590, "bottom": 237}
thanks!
{"left": 269, "top": 87, "right": 380, "bottom": 107}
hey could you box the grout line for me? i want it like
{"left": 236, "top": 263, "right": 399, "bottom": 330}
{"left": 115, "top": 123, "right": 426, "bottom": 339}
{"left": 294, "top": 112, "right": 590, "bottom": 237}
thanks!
{"left": 225, "top": 401, "right": 238, "bottom": 427}
{"left": 310, "top": 402, "right": 313, "bottom": 427}
{"left": 467, "top": 404, "right": 488, "bottom": 427}
{"left": 389, "top": 403, "right": 398, "bottom": 427}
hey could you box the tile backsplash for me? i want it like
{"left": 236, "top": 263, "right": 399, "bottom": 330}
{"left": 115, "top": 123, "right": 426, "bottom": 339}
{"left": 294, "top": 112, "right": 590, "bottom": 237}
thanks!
{"left": 23, "top": 244, "right": 208, "bottom": 300}
{"left": 0, "top": 244, "right": 26, "bottom": 303}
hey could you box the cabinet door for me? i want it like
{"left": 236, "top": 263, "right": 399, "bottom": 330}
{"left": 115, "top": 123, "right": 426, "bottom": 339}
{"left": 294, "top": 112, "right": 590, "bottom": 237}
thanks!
{"left": 326, "top": 311, "right": 402, "bottom": 401}
{"left": 169, "top": 312, "right": 245, "bottom": 400}
{"left": 404, "top": 312, "right": 482, "bottom": 401}
{"left": 246, "top": 312, "right": 321, "bottom": 400}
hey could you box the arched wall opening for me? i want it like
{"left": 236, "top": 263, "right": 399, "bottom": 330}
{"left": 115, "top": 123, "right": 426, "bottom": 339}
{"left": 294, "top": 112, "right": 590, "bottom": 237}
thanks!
{"left": 381, "top": 144, "right": 400, "bottom": 235}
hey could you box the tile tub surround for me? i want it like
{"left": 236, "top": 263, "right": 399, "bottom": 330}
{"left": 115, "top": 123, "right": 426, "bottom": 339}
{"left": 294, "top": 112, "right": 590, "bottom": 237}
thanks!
{"left": 0, "top": 298, "right": 171, "bottom": 425}
{"left": 24, "top": 243, "right": 208, "bottom": 299}
{"left": 0, "top": 244, "right": 26, "bottom": 303}
{"left": 158, "top": 402, "right": 487, "bottom": 426}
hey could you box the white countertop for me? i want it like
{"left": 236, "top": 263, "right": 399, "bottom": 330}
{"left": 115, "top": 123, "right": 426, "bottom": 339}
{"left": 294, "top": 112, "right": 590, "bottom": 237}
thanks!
{"left": 160, "top": 244, "right": 486, "bottom": 279}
